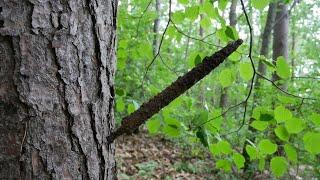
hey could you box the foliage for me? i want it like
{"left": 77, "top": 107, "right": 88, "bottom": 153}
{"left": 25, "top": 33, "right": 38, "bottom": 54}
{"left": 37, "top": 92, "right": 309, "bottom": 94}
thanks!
{"left": 116, "top": 0, "right": 320, "bottom": 178}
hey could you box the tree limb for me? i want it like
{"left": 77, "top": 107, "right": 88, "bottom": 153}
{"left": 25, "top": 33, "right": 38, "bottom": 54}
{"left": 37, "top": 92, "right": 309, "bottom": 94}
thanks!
{"left": 107, "top": 39, "right": 243, "bottom": 144}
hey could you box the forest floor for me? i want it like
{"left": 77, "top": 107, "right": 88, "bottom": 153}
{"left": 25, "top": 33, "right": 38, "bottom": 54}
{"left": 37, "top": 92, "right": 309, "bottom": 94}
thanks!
{"left": 115, "top": 130, "right": 217, "bottom": 179}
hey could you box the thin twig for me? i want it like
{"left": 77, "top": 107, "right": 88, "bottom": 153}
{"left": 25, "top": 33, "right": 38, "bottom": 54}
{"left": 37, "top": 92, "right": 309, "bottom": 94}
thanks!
{"left": 135, "top": 0, "right": 153, "bottom": 37}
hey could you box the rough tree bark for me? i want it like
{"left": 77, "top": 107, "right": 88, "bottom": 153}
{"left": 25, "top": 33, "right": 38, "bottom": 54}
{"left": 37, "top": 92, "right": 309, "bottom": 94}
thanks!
{"left": 0, "top": 0, "right": 117, "bottom": 179}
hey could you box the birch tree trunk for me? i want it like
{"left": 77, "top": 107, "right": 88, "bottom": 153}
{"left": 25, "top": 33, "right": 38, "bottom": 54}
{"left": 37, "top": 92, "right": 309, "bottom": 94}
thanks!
{"left": 0, "top": 0, "right": 117, "bottom": 179}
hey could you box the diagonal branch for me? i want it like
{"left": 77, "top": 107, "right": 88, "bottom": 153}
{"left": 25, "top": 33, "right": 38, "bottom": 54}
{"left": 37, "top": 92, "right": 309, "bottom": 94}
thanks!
{"left": 107, "top": 39, "right": 244, "bottom": 143}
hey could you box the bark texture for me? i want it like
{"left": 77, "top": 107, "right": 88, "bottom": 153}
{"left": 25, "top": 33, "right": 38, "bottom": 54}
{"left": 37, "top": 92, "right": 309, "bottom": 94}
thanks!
{"left": 0, "top": 0, "right": 117, "bottom": 179}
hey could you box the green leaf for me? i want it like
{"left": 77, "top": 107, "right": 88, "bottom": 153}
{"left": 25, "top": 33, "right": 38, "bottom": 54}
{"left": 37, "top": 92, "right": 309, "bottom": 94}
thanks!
{"left": 232, "top": 153, "right": 245, "bottom": 169}
{"left": 127, "top": 103, "right": 136, "bottom": 114}
{"left": 276, "top": 56, "right": 291, "bottom": 79}
{"left": 116, "top": 98, "right": 125, "bottom": 112}
{"left": 275, "top": 125, "right": 290, "bottom": 141}
{"left": 250, "top": 120, "right": 269, "bottom": 131}
{"left": 216, "top": 159, "right": 232, "bottom": 172}
{"left": 246, "top": 145, "right": 258, "bottom": 160}
{"left": 260, "top": 113, "right": 274, "bottom": 121}
{"left": 146, "top": 118, "right": 161, "bottom": 134}
{"left": 270, "top": 156, "right": 288, "bottom": 177}
{"left": 303, "top": 132, "right": 320, "bottom": 154}
{"left": 201, "top": 2, "right": 216, "bottom": 18}
{"left": 258, "top": 139, "right": 277, "bottom": 155}
{"left": 284, "top": 144, "right": 297, "bottom": 163}
{"left": 115, "top": 88, "right": 125, "bottom": 96}
{"left": 228, "top": 51, "right": 241, "bottom": 62}
{"left": 218, "top": 0, "right": 228, "bottom": 10}
{"left": 274, "top": 105, "right": 292, "bottom": 123}
{"left": 196, "top": 128, "right": 209, "bottom": 147}
{"left": 209, "top": 143, "right": 220, "bottom": 156}
{"left": 239, "top": 62, "right": 254, "bottom": 81}
{"left": 172, "top": 11, "right": 185, "bottom": 24}
{"left": 310, "top": 113, "right": 320, "bottom": 127}
{"left": 252, "top": 0, "right": 269, "bottom": 10}
{"left": 178, "top": 0, "right": 188, "bottom": 5}
{"left": 185, "top": 6, "right": 199, "bottom": 20}
{"left": 163, "top": 118, "right": 181, "bottom": 137}
{"left": 216, "top": 27, "right": 229, "bottom": 42}
{"left": 219, "top": 69, "right": 234, "bottom": 87}
{"left": 285, "top": 117, "right": 305, "bottom": 134}
{"left": 200, "top": 17, "right": 211, "bottom": 29}
{"left": 225, "top": 26, "right": 236, "bottom": 40}
{"left": 216, "top": 140, "right": 232, "bottom": 155}
{"left": 194, "top": 54, "right": 202, "bottom": 66}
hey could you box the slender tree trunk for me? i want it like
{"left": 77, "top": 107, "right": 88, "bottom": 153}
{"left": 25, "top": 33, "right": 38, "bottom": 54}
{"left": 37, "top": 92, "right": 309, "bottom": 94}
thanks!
{"left": 219, "top": 0, "right": 237, "bottom": 111}
{"left": 198, "top": 0, "right": 206, "bottom": 106}
{"left": 271, "top": 1, "right": 289, "bottom": 156}
{"left": 272, "top": 2, "right": 289, "bottom": 84}
{"left": 242, "top": 3, "right": 276, "bottom": 172}
{"left": 152, "top": 0, "right": 161, "bottom": 56}
{"left": 0, "top": 1, "right": 117, "bottom": 179}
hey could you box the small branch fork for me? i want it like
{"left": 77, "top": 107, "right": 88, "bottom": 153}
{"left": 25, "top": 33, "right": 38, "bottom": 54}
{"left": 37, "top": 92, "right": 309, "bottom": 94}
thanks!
{"left": 107, "top": 39, "right": 244, "bottom": 144}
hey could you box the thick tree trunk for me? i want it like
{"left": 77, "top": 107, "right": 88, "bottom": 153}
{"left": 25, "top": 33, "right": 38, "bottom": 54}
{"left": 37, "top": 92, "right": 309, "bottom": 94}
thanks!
{"left": 0, "top": 0, "right": 117, "bottom": 179}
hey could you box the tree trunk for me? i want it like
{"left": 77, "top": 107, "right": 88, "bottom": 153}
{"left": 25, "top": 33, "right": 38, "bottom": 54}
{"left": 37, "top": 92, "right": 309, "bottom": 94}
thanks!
{"left": 272, "top": 2, "right": 289, "bottom": 84}
{"left": 0, "top": 0, "right": 117, "bottom": 179}
{"left": 152, "top": 0, "right": 161, "bottom": 56}
{"left": 219, "top": 0, "right": 237, "bottom": 111}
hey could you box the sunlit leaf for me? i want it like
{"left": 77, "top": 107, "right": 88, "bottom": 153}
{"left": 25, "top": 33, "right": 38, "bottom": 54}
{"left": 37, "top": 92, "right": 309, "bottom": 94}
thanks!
{"left": 250, "top": 120, "right": 269, "bottom": 131}
{"left": 216, "top": 159, "right": 232, "bottom": 172}
{"left": 274, "top": 105, "right": 292, "bottom": 123}
{"left": 310, "top": 113, "right": 320, "bottom": 127}
{"left": 285, "top": 117, "right": 305, "bottom": 134}
{"left": 246, "top": 145, "right": 258, "bottom": 160}
{"left": 252, "top": 0, "right": 269, "bottom": 10}
{"left": 185, "top": 6, "right": 199, "bottom": 20}
{"left": 276, "top": 56, "right": 291, "bottom": 79}
{"left": 218, "top": 0, "right": 228, "bottom": 10}
{"left": 275, "top": 125, "right": 290, "bottom": 141}
{"left": 216, "top": 140, "right": 232, "bottom": 155}
{"left": 284, "top": 144, "right": 297, "bottom": 163}
{"left": 303, "top": 132, "right": 320, "bottom": 154}
{"left": 270, "top": 156, "right": 288, "bottom": 177}
{"left": 116, "top": 98, "right": 125, "bottom": 112}
{"left": 258, "top": 139, "right": 277, "bottom": 155}
{"left": 178, "top": 0, "right": 188, "bottom": 5}
{"left": 146, "top": 118, "right": 161, "bottom": 134}
{"left": 239, "top": 62, "right": 254, "bottom": 81}
{"left": 219, "top": 69, "right": 234, "bottom": 87}
{"left": 233, "top": 153, "right": 245, "bottom": 169}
